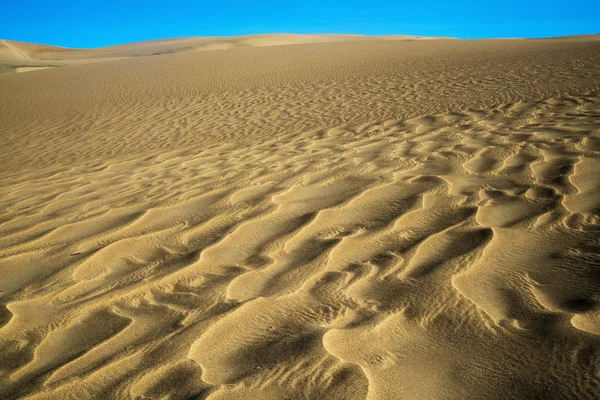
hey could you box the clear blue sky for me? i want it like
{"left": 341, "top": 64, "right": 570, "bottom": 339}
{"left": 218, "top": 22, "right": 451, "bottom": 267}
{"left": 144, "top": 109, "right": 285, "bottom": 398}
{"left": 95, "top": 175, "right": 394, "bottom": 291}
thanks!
{"left": 3, "top": 1, "right": 599, "bottom": 48}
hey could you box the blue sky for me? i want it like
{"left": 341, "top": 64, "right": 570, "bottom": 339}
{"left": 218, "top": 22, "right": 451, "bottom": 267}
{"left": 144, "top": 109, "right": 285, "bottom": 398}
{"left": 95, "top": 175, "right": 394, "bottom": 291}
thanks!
{"left": 3, "top": 1, "right": 599, "bottom": 48}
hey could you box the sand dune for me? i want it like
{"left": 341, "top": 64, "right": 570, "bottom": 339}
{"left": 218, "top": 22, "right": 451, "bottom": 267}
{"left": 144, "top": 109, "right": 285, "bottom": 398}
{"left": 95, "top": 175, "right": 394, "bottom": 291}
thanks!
{"left": 1, "top": 34, "right": 600, "bottom": 399}
{"left": 0, "top": 34, "right": 454, "bottom": 74}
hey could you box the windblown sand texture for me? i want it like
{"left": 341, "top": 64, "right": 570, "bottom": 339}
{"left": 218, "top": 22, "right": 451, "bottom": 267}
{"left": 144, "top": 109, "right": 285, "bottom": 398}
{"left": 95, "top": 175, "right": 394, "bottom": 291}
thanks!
{"left": 1, "top": 34, "right": 600, "bottom": 399}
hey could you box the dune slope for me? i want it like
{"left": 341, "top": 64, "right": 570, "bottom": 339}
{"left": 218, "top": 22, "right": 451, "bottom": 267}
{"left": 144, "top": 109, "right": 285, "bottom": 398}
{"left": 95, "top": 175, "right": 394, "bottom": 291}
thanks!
{"left": 1, "top": 36, "right": 600, "bottom": 399}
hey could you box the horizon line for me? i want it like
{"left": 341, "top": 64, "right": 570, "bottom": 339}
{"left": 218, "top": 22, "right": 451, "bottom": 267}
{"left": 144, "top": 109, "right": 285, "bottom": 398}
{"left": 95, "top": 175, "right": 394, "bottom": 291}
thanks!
{"left": 2, "top": 32, "right": 599, "bottom": 50}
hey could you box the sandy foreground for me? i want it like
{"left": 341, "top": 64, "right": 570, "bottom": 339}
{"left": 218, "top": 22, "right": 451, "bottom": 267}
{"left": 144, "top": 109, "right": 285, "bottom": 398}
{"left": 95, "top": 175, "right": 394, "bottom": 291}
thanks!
{"left": 1, "top": 34, "right": 600, "bottom": 399}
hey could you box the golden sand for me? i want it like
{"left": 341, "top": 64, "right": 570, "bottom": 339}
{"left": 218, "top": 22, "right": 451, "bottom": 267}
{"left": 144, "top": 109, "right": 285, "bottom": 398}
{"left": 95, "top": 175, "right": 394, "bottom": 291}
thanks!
{"left": 1, "top": 34, "right": 600, "bottom": 399}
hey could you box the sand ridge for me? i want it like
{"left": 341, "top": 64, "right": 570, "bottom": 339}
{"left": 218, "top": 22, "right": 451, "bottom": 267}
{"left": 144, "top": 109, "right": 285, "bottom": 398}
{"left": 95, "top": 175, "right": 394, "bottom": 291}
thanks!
{"left": 0, "top": 34, "right": 454, "bottom": 74}
{"left": 1, "top": 35, "right": 600, "bottom": 399}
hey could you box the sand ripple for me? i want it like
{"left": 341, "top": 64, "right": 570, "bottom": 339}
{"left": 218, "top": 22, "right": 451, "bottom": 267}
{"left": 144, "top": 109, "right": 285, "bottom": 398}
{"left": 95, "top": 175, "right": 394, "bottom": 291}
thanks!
{"left": 1, "top": 37, "right": 600, "bottom": 399}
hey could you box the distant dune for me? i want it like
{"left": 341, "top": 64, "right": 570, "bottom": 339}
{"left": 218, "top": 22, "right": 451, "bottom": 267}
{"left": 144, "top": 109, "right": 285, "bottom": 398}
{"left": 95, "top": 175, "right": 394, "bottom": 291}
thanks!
{"left": 1, "top": 34, "right": 600, "bottom": 400}
{"left": 1, "top": 34, "right": 457, "bottom": 73}
{"left": 542, "top": 34, "right": 600, "bottom": 40}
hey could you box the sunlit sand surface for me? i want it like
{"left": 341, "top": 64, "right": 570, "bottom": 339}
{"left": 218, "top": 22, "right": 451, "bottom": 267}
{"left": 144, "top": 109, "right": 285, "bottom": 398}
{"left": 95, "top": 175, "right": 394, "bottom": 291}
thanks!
{"left": 1, "top": 34, "right": 600, "bottom": 399}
